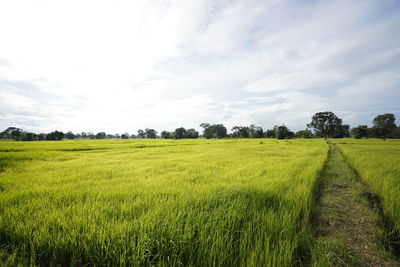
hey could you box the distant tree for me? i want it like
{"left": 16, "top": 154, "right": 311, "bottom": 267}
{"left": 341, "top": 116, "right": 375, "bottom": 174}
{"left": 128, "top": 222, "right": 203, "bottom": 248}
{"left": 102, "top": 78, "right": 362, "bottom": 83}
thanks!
{"left": 174, "top": 127, "right": 187, "bottom": 139}
{"left": 185, "top": 128, "right": 199, "bottom": 138}
{"left": 200, "top": 123, "right": 227, "bottom": 139}
{"left": 46, "top": 131, "right": 64, "bottom": 141}
{"left": 249, "top": 124, "right": 263, "bottom": 138}
{"left": 287, "top": 130, "right": 295, "bottom": 139}
{"left": 23, "top": 132, "right": 36, "bottom": 141}
{"left": 332, "top": 124, "right": 350, "bottom": 138}
{"left": 106, "top": 134, "right": 115, "bottom": 139}
{"left": 161, "top": 131, "right": 171, "bottom": 139}
{"left": 11, "top": 127, "right": 23, "bottom": 140}
{"left": 87, "top": 132, "right": 95, "bottom": 139}
{"left": 200, "top": 123, "right": 213, "bottom": 139}
{"left": 96, "top": 132, "right": 106, "bottom": 139}
{"left": 351, "top": 125, "right": 368, "bottom": 139}
{"left": 367, "top": 127, "right": 375, "bottom": 138}
{"left": 393, "top": 126, "right": 400, "bottom": 139}
{"left": 342, "top": 125, "right": 350, "bottom": 137}
{"left": 0, "top": 127, "right": 23, "bottom": 140}
{"left": 308, "top": 111, "right": 343, "bottom": 140}
{"left": 81, "top": 132, "right": 87, "bottom": 139}
{"left": 130, "top": 134, "right": 137, "bottom": 139}
{"left": 231, "top": 126, "right": 240, "bottom": 138}
{"left": 115, "top": 134, "right": 121, "bottom": 139}
{"left": 37, "top": 133, "right": 47, "bottom": 141}
{"left": 231, "top": 126, "right": 250, "bottom": 138}
{"left": 65, "top": 131, "right": 76, "bottom": 139}
{"left": 121, "top": 133, "right": 129, "bottom": 139}
{"left": 137, "top": 129, "right": 145, "bottom": 139}
{"left": 372, "top": 113, "right": 396, "bottom": 140}
{"left": 275, "top": 125, "right": 292, "bottom": 139}
{"left": 264, "top": 129, "right": 276, "bottom": 138}
{"left": 295, "top": 129, "right": 314, "bottom": 138}
{"left": 214, "top": 124, "right": 227, "bottom": 138}
{"left": 18, "top": 132, "right": 27, "bottom": 141}
{"left": 145, "top": 128, "right": 157, "bottom": 139}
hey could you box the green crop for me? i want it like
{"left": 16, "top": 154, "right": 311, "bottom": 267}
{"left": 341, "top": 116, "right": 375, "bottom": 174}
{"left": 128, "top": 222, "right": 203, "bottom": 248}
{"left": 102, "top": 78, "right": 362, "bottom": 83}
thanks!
{"left": 0, "top": 139, "right": 327, "bottom": 266}
{"left": 335, "top": 139, "right": 400, "bottom": 235}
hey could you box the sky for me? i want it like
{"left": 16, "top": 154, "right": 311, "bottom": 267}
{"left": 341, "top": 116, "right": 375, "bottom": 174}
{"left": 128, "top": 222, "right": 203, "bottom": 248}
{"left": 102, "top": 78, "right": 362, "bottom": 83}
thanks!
{"left": 0, "top": 0, "right": 399, "bottom": 134}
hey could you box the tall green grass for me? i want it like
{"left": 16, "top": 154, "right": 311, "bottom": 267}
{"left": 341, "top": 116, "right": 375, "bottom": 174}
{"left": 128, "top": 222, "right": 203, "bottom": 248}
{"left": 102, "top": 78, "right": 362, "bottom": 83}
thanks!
{"left": 335, "top": 139, "right": 400, "bottom": 236}
{"left": 0, "top": 139, "right": 327, "bottom": 266}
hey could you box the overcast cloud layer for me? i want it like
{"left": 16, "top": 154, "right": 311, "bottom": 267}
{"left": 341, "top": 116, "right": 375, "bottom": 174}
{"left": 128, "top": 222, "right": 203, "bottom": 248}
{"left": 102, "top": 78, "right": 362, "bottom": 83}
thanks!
{"left": 1, "top": 0, "right": 399, "bottom": 134}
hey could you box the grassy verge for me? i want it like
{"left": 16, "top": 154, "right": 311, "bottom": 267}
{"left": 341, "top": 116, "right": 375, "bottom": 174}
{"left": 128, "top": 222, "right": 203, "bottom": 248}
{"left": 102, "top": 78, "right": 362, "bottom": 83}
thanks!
{"left": 311, "top": 142, "right": 399, "bottom": 266}
{"left": 336, "top": 139, "right": 400, "bottom": 257}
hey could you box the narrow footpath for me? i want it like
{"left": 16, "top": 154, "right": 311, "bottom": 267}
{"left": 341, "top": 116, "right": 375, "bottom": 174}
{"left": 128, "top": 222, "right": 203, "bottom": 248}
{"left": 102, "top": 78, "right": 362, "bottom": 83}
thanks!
{"left": 314, "top": 142, "right": 399, "bottom": 266}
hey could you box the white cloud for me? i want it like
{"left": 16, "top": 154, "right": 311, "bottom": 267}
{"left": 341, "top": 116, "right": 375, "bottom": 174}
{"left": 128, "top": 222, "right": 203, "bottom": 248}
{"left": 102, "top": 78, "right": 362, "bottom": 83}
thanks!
{"left": 0, "top": 0, "right": 399, "bottom": 133}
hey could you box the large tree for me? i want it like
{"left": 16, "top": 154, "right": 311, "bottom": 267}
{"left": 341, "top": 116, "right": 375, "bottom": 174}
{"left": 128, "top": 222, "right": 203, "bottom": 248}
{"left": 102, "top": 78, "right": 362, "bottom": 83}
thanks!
{"left": 372, "top": 113, "right": 396, "bottom": 140}
{"left": 307, "top": 111, "right": 343, "bottom": 140}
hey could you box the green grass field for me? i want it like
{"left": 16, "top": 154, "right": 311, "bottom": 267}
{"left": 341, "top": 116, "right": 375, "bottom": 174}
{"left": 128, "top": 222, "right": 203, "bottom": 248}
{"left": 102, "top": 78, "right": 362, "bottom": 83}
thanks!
{"left": 335, "top": 139, "right": 400, "bottom": 239}
{"left": 0, "top": 139, "right": 328, "bottom": 266}
{"left": 1, "top": 138, "right": 400, "bottom": 266}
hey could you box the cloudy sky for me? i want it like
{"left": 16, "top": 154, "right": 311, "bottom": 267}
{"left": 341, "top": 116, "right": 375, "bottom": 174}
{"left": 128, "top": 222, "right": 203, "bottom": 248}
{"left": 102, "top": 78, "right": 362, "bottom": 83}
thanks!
{"left": 1, "top": 0, "right": 399, "bottom": 134}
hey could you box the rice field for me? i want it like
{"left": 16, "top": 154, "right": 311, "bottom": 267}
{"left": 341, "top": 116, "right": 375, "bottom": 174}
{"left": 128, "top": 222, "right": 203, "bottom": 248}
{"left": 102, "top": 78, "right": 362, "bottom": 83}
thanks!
{"left": 335, "top": 139, "right": 400, "bottom": 236}
{"left": 0, "top": 139, "right": 328, "bottom": 266}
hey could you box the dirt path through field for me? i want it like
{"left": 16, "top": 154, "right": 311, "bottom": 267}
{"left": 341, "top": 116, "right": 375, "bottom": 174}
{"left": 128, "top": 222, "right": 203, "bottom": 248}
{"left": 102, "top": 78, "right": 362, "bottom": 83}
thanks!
{"left": 313, "top": 142, "right": 399, "bottom": 266}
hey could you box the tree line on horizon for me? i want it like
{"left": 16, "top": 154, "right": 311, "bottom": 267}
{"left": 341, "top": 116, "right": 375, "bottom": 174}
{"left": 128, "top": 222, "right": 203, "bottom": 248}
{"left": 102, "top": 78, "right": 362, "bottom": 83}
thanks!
{"left": 1, "top": 112, "right": 399, "bottom": 141}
